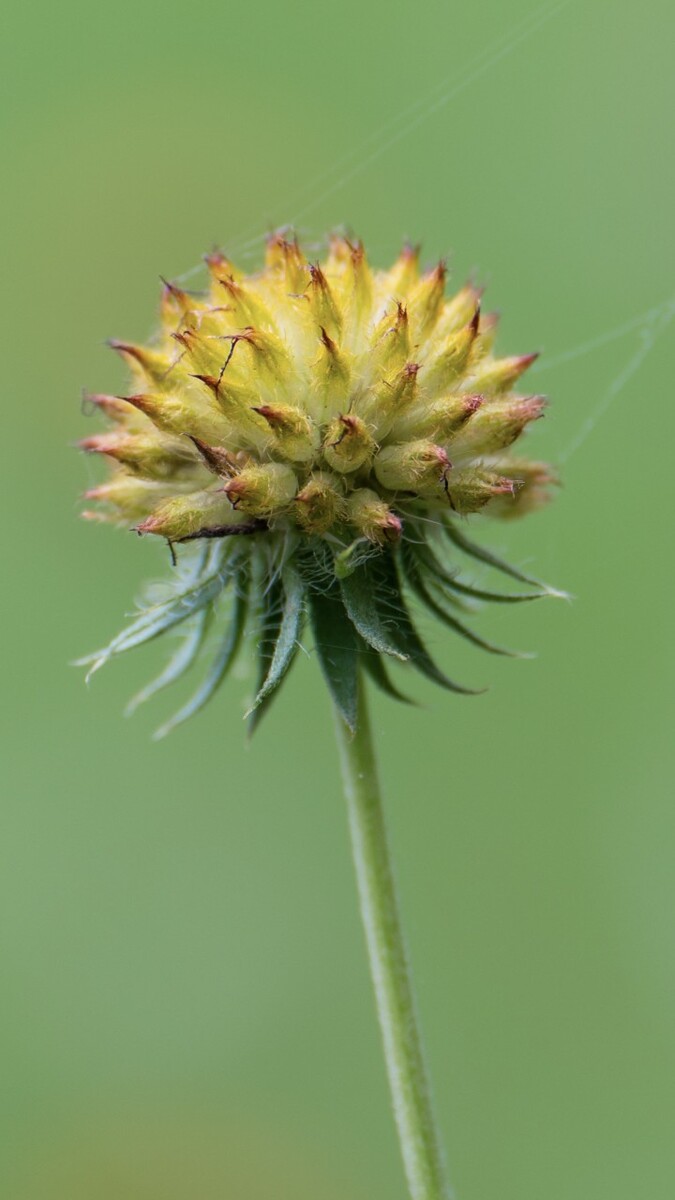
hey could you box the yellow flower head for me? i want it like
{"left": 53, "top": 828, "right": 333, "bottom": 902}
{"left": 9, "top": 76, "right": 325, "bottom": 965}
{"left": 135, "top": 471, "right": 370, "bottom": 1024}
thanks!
{"left": 80, "top": 233, "right": 559, "bottom": 734}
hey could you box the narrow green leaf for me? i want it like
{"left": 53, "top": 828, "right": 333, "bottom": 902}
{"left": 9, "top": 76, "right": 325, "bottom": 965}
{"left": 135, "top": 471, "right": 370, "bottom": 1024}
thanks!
{"left": 246, "top": 567, "right": 305, "bottom": 716}
{"left": 375, "top": 554, "right": 481, "bottom": 695}
{"left": 359, "top": 640, "right": 414, "bottom": 704}
{"left": 153, "top": 583, "right": 249, "bottom": 739}
{"left": 444, "top": 519, "right": 567, "bottom": 595}
{"left": 247, "top": 576, "right": 286, "bottom": 735}
{"left": 415, "top": 543, "right": 551, "bottom": 604}
{"left": 125, "top": 608, "right": 212, "bottom": 715}
{"left": 400, "top": 545, "right": 529, "bottom": 658}
{"left": 78, "top": 543, "right": 234, "bottom": 678}
{"left": 308, "top": 584, "right": 359, "bottom": 731}
{"left": 340, "top": 561, "right": 409, "bottom": 660}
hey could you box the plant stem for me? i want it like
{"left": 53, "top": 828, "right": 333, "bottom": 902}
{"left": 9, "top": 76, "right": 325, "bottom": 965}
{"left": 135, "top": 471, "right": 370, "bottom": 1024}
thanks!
{"left": 332, "top": 674, "right": 451, "bottom": 1200}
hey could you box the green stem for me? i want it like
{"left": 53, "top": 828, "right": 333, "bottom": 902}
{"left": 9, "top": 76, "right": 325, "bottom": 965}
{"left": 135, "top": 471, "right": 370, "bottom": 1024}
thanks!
{"left": 332, "top": 674, "right": 451, "bottom": 1200}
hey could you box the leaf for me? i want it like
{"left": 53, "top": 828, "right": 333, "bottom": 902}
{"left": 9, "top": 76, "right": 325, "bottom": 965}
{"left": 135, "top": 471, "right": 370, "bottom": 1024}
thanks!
{"left": 153, "top": 580, "right": 249, "bottom": 739}
{"left": 78, "top": 543, "right": 236, "bottom": 678}
{"left": 400, "top": 545, "right": 529, "bottom": 658}
{"left": 340, "top": 560, "right": 409, "bottom": 660}
{"left": 375, "top": 554, "right": 481, "bottom": 695}
{"left": 414, "top": 542, "right": 551, "bottom": 604}
{"left": 125, "top": 608, "right": 212, "bottom": 715}
{"left": 444, "top": 519, "right": 567, "bottom": 594}
{"left": 247, "top": 575, "right": 287, "bottom": 735}
{"left": 359, "top": 639, "right": 414, "bottom": 704}
{"left": 246, "top": 567, "right": 305, "bottom": 717}
{"left": 308, "top": 584, "right": 359, "bottom": 731}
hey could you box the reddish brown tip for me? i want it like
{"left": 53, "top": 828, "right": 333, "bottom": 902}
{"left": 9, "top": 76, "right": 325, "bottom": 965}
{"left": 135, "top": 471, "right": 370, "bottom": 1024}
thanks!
{"left": 430, "top": 259, "right": 447, "bottom": 286}
{"left": 252, "top": 404, "right": 283, "bottom": 427}
{"left": 134, "top": 515, "right": 161, "bottom": 536}
{"left": 123, "top": 393, "right": 154, "bottom": 414}
{"left": 107, "top": 338, "right": 143, "bottom": 363}
{"left": 189, "top": 437, "right": 238, "bottom": 477}
{"left": 204, "top": 249, "right": 230, "bottom": 274}
{"left": 190, "top": 373, "right": 220, "bottom": 395}
{"left": 338, "top": 414, "right": 359, "bottom": 432}
{"left": 463, "top": 394, "right": 484, "bottom": 416}
{"left": 319, "top": 326, "right": 338, "bottom": 354}
{"left": 309, "top": 263, "right": 329, "bottom": 290}
{"left": 517, "top": 352, "right": 540, "bottom": 372}
{"left": 383, "top": 512, "right": 403, "bottom": 541}
{"left": 401, "top": 241, "right": 420, "bottom": 262}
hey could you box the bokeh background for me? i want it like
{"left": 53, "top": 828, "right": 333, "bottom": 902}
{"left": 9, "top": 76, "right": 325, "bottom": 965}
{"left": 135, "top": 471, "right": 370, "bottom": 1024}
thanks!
{"left": 2, "top": 0, "right": 674, "bottom": 1196}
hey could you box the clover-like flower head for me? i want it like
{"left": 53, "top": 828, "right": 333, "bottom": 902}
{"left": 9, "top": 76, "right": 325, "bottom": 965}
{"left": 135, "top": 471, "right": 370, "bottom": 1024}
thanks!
{"left": 80, "top": 233, "right": 559, "bottom": 734}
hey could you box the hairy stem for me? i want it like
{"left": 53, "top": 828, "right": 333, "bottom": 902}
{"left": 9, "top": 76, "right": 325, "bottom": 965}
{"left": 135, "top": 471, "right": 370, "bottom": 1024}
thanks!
{"left": 333, "top": 675, "right": 451, "bottom": 1200}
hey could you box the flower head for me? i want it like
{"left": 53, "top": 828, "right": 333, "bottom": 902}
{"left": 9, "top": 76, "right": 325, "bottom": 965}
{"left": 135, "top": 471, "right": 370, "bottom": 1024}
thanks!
{"left": 80, "top": 233, "right": 559, "bottom": 734}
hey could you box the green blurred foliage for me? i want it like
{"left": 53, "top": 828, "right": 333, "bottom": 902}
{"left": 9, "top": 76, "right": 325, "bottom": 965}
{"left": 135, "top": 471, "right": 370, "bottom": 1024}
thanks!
{"left": 2, "top": 0, "right": 674, "bottom": 1196}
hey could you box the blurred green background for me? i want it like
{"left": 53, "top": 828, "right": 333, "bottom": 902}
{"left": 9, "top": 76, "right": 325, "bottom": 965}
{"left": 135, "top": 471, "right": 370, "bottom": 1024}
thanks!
{"left": 2, "top": 0, "right": 674, "bottom": 1196}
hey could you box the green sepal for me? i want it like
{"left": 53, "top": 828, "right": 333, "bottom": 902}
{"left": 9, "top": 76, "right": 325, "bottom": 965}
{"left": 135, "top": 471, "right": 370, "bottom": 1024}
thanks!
{"left": 78, "top": 543, "right": 233, "bottom": 679}
{"left": 247, "top": 576, "right": 284, "bottom": 736}
{"left": 374, "top": 553, "right": 481, "bottom": 695}
{"left": 340, "top": 561, "right": 409, "bottom": 660}
{"left": 400, "top": 544, "right": 528, "bottom": 658}
{"left": 153, "top": 574, "right": 249, "bottom": 739}
{"left": 246, "top": 566, "right": 305, "bottom": 721}
{"left": 308, "top": 583, "right": 359, "bottom": 732}
{"left": 444, "top": 519, "right": 553, "bottom": 590}
{"left": 359, "top": 639, "right": 414, "bottom": 705}
{"left": 414, "top": 542, "right": 550, "bottom": 604}
{"left": 125, "top": 607, "right": 212, "bottom": 715}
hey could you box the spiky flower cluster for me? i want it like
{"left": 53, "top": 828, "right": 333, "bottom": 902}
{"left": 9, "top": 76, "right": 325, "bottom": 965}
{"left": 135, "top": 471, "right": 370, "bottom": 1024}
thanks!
{"left": 80, "top": 234, "right": 557, "bottom": 734}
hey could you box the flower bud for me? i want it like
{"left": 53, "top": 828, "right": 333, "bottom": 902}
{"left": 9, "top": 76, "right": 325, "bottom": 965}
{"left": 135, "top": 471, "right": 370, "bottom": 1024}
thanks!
{"left": 346, "top": 489, "right": 402, "bottom": 545}
{"left": 374, "top": 440, "right": 450, "bottom": 497}
{"left": 108, "top": 340, "right": 171, "bottom": 388}
{"left": 409, "top": 261, "right": 447, "bottom": 339}
{"left": 252, "top": 403, "right": 319, "bottom": 462}
{"left": 160, "top": 278, "right": 195, "bottom": 327}
{"left": 313, "top": 327, "right": 352, "bottom": 418}
{"left": 214, "top": 274, "right": 276, "bottom": 329}
{"left": 79, "top": 431, "right": 200, "bottom": 480}
{"left": 189, "top": 374, "right": 271, "bottom": 452}
{"left": 367, "top": 302, "right": 411, "bottom": 383}
{"left": 82, "top": 391, "right": 150, "bottom": 430}
{"left": 323, "top": 413, "right": 376, "bottom": 473}
{"left": 488, "top": 458, "right": 557, "bottom": 518}
{"left": 446, "top": 467, "right": 517, "bottom": 514}
{"left": 136, "top": 489, "right": 239, "bottom": 539}
{"left": 389, "top": 393, "right": 482, "bottom": 443}
{"left": 265, "top": 232, "right": 308, "bottom": 294}
{"left": 223, "top": 462, "right": 298, "bottom": 517}
{"left": 204, "top": 249, "right": 244, "bottom": 285}
{"left": 342, "top": 241, "right": 374, "bottom": 346}
{"left": 422, "top": 309, "right": 479, "bottom": 396}
{"left": 302, "top": 262, "right": 338, "bottom": 336}
{"left": 172, "top": 327, "right": 228, "bottom": 377}
{"left": 294, "top": 472, "right": 346, "bottom": 534}
{"left": 360, "top": 362, "right": 420, "bottom": 437}
{"left": 432, "top": 283, "right": 482, "bottom": 340}
{"left": 83, "top": 476, "right": 180, "bottom": 522}
{"left": 450, "top": 395, "right": 545, "bottom": 456}
{"left": 382, "top": 243, "right": 420, "bottom": 296}
{"left": 462, "top": 352, "right": 539, "bottom": 395}
{"left": 307, "top": 264, "right": 342, "bottom": 339}
{"left": 471, "top": 311, "right": 499, "bottom": 358}
{"left": 124, "top": 388, "right": 234, "bottom": 447}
